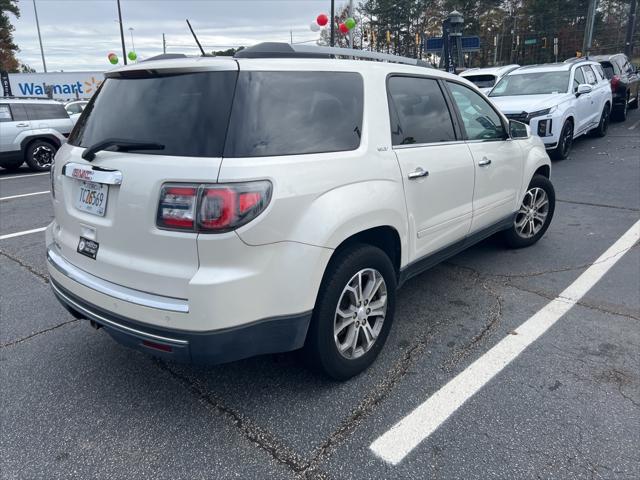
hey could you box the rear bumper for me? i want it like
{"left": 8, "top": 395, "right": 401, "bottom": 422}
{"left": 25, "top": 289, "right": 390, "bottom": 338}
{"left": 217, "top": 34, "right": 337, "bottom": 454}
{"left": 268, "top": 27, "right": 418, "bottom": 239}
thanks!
{"left": 51, "top": 278, "right": 311, "bottom": 364}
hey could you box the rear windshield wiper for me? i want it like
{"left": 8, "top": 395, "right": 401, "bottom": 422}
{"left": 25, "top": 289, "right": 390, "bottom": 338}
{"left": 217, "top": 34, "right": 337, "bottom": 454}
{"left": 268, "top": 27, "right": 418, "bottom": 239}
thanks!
{"left": 82, "top": 138, "right": 165, "bottom": 161}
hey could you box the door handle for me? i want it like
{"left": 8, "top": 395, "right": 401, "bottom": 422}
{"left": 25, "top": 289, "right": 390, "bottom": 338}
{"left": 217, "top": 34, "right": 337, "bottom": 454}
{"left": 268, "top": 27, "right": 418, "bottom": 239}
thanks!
{"left": 16, "top": 123, "right": 29, "bottom": 128}
{"left": 408, "top": 167, "right": 429, "bottom": 180}
{"left": 478, "top": 157, "right": 492, "bottom": 166}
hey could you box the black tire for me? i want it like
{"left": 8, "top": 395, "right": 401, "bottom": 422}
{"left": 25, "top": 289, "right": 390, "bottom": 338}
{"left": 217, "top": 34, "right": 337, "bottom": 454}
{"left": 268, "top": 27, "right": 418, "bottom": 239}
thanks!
{"left": 503, "top": 175, "right": 556, "bottom": 249}
{"left": 549, "top": 120, "right": 573, "bottom": 160}
{"left": 25, "top": 139, "right": 57, "bottom": 172}
{"left": 589, "top": 104, "right": 610, "bottom": 138}
{"left": 630, "top": 90, "right": 639, "bottom": 110}
{"left": 304, "top": 244, "right": 397, "bottom": 380}
{"left": 611, "top": 98, "right": 628, "bottom": 121}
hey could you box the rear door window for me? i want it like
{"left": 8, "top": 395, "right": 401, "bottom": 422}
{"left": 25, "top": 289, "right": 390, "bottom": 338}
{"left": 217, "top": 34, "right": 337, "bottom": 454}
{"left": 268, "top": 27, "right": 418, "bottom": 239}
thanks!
{"left": 25, "top": 103, "right": 69, "bottom": 120}
{"left": 387, "top": 76, "right": 456, "bottom": 145}
{"left": 224, "top": 71, "right": 363, "bottom": 157}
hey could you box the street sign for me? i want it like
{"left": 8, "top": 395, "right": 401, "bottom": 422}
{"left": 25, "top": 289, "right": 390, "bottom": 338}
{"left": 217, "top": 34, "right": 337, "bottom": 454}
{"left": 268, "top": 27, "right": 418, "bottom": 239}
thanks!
{"left": 424, "top": 35, "right": 481, "bottom": 52}
{"left": 524, "top": 38, "right": 537, "bottom": 46}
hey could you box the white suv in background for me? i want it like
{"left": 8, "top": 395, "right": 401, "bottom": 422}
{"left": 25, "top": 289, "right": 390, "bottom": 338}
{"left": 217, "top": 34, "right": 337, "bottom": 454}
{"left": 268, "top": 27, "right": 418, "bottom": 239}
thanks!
{"left": 489, "top": 60, "right": 612, "bottom": 159}
{"left": 459, "top": 64, "right": 520, "bottom": 94}
{"left": 0, "top": 99, "right": 73, "bottom": 171}
{"left": 47, "top": 44, "right": 554, "bottom": 380}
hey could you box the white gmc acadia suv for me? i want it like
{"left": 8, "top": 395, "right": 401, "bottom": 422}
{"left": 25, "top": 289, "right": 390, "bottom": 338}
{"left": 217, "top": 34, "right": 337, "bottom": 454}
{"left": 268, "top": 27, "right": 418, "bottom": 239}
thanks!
{"left": 47, "top": 43, "right": 555, "bottom": 380}
{"left": 489, "top": 60, "right": 612, "bottom": 160}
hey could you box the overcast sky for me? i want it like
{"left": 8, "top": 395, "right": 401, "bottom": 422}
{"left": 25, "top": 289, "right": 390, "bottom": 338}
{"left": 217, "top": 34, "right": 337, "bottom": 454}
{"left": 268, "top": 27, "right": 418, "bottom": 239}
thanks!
{"left": 12, "top": 0, "right": 338, "bottom": 72}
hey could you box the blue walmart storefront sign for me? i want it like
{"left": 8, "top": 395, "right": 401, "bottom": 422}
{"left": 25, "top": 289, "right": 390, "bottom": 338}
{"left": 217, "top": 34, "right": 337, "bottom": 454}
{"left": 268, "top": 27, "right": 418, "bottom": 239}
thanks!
{"left": 18, "top": 81, "right": 85, "bottom": 96}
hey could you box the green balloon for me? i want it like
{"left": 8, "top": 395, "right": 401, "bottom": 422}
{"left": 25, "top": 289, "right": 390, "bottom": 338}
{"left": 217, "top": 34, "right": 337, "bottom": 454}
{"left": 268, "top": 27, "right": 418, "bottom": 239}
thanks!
{"left": 128, "top": 51, "right": 137, "bottom": 61}
{"left": 345, "top": 17, "right": 357, "bottom": 30}
{"left": 109, "top": 55, "right": 118, "bottom": 65}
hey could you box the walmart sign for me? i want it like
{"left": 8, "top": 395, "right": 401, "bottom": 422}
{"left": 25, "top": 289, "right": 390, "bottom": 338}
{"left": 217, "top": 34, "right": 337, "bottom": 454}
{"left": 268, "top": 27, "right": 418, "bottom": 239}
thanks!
{"left": 1, "top": 71, "right": 105, "bottom": 100}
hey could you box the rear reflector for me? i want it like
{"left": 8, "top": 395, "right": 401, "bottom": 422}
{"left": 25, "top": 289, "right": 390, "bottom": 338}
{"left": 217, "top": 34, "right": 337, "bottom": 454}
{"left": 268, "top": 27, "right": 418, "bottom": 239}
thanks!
{"left": 142, "top": 340, "right": 173, "bottom": 352}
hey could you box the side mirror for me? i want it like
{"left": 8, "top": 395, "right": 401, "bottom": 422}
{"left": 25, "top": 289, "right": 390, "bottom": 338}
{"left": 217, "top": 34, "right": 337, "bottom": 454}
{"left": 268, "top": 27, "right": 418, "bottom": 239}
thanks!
{"left": 576, "top": 83, "right": 593, "bottom": 96}
{"left": 509, "top": 119, "right": 530, "bottom": 139}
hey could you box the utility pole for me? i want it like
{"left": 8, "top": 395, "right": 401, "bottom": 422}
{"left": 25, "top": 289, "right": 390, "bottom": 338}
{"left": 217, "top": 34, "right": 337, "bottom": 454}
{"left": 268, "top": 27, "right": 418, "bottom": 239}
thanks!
{"left": 32, "top": 0, "right": 47, "bottom": 72}
{"left": 162, "top": 33, "right": 166, "bottom": 54}
{"left": 582, "top": 0, "right": 598, "bottom": 58}
{"left": 348, "top": 0, "right": 354, "bottom": 49}
{"left": 625, "top": 0, "right": 637, "bottom": 57}
{"left": 129, "top": 27, "right": 135, "bottom": 52}
{"left": 330, "top": 0, "right": 335, "bottom": 47}
{"left": 116, "top": 0, "right": 127, "bottom": 65}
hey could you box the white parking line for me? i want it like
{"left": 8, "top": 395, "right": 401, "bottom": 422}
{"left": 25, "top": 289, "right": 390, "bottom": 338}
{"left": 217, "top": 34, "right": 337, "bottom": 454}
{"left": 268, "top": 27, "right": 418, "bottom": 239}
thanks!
{"left": 0, "top": 172, "right": 49, "bottom": 180}
{"left": 0, "top": 191, "right": 50, "bottom": 201}
{"left": 370, "top": 219, "right": 640, "bottom": 465}
{"left": 628, "top": 118, "right": 640, "bottom": 130}
{"left": 0, "top": 227, "right": 47, "bottom": 241}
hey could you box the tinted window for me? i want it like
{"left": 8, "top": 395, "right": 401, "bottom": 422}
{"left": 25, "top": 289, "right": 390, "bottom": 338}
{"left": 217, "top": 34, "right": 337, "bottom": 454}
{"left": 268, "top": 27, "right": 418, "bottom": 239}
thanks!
{"left": 0, "top": 104, "right": 11, "bottom": 122}
{"left": 599, "top": 62, "right": 615, "bottom": 79}
{"left": 447, "top": 82, "right": 506, "bottom": 141}
{"left": 582, "top": 66, "right": 597, "bottom": 85}
{"left": 25, "top": 103, "right": 69, "bottom": 120}
{"left": 573, "top": 67, "right": 585, "bottom": 91}
{"left": 9, "top": 104, "right": 28, "bottom": 121}
{"left": 225, "top": 72, "right": 363, "bottom": 157}
{"left": 69, "top": 71, "right": 237, "bottom": 157}
{"left": 387, "top": 76, "right": 456, "bottom": 145}
{"left": 462, "top": 74, "right": 496, "bottom": 88}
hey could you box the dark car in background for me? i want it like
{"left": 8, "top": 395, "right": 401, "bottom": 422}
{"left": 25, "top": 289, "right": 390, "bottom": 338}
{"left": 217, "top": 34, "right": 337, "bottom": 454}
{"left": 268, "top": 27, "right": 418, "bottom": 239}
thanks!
{"left": 593, "top": 53, "right": 640, "bottom": 121}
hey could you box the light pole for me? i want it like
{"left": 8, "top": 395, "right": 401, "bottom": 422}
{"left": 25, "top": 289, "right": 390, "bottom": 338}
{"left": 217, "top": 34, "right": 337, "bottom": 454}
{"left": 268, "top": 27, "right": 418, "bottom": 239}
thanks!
{"left": 116, "top": 0, "right": 127, "bottom": 64}
{"left": 129, "top": 27, "right": 135, "bottom": 52}
{"left": 32, "top": 0, "right": 47, "bottom": 72}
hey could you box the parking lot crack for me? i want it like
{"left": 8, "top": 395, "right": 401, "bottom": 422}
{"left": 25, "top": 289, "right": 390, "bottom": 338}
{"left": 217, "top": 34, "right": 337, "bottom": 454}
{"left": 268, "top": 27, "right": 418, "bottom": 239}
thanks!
{"left": 0, "top": 319, "right": 79, "bottom": 348}
{"left": 557, "top": 199, "right": 640, "bottom": 212}
{"left": 0, "top": 249, "right": 49, "bottom": 284}
{"left": 153, "top": 359, "right": 311, "bottom": 475}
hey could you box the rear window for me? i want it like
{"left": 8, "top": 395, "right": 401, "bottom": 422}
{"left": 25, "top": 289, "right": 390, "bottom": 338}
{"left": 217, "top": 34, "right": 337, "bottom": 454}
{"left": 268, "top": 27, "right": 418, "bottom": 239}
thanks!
{"left": 25, "top": 103, "right": 68, "bottom": 120}
{"left": 224, "top": 71, "right": 363, "bottom": 157}
{"left": 0, "top": 104, "right": 11, "bottom": 122}
{"left": 462, "top": 74, "right": 496, "bottom": 89}
{"left": 69, "top": 71, "right": 238, "bottom": 157}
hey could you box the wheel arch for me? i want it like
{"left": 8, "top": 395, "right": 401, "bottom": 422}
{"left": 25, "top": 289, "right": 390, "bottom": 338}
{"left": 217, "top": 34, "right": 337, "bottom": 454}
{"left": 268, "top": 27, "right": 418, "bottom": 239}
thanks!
{"left": 20, "top": 135, "right": 61, "bottom": 157}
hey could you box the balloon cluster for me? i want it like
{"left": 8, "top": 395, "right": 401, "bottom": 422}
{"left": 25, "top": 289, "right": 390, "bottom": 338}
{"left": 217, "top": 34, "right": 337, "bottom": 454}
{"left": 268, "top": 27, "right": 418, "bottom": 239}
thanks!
{"left": 107, "top": 52, "right": 119, "bottom": 64}
{"left": 311, "top": 13, "right": 357, "bottom": 34}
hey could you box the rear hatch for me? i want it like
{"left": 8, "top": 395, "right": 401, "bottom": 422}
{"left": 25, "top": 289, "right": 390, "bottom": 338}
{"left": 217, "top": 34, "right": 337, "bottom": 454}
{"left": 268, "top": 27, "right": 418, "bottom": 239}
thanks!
{"left": 52, "top": 59, "right": 238, "bottom": 298}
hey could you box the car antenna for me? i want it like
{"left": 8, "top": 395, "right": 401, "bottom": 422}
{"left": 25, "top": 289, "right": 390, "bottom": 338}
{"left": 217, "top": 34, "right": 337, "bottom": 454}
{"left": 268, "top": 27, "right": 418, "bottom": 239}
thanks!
{"left": 186, "top": 19, "right": 206, "bottom": 56}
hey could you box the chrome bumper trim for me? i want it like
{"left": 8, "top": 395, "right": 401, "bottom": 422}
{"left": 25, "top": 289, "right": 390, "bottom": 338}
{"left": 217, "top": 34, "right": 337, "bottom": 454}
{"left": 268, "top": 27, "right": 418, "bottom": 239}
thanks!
{"left": 51, "top": 281, "right": 188, "bottom": 345}
{"left": 47, "top": 246, "right": 189, "bottom": 313}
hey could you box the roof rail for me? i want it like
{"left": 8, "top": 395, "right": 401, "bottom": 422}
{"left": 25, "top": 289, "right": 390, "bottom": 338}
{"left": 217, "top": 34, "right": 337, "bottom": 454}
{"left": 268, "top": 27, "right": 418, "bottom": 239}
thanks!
{"left": 235, "top": 42, "right": 432, "bottom": 68}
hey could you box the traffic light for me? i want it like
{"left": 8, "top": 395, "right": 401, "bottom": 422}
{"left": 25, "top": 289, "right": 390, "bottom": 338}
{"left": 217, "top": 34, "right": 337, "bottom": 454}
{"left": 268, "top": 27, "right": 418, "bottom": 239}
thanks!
{"left": 542, "top": 37, "right": 547, "bottom": 48}
{"left": 386, "top": 30, "right": 391, "bottom": 44}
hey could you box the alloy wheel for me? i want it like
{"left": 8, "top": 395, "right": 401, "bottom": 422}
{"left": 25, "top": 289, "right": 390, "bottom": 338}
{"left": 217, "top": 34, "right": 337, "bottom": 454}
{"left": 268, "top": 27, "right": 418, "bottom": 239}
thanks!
{"left": 514, "top": 187, "right": 549, "bottom": 239}
{"left": 560, "top": 123, "right": 573, "bottom": 157}
{"left": 334, "top": 268, "right": 388, "bottom": 360}
{"left": 32, "top": 145, "right": 54, "bottom": 167}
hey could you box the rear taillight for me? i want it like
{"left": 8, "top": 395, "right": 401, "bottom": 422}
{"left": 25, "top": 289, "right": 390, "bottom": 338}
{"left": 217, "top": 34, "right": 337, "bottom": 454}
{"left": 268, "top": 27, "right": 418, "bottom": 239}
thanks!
{"left": 157, "top": 181, "right": 272, "bottom": 233}
{"left": 611, "top": 75, "right": 620, "bottom": 92}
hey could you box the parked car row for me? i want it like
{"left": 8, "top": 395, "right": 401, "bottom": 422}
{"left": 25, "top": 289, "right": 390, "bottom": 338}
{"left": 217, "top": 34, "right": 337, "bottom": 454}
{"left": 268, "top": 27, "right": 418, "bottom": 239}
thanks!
{"left": 461, "top": 54, "right": 639, "bottom": 160}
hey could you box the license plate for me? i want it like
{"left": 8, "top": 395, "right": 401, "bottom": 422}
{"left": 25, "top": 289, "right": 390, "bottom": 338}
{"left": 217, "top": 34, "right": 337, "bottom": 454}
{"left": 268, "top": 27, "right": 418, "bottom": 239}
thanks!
{"left": 75, "top": 180, "right": 108, "bottom": 216}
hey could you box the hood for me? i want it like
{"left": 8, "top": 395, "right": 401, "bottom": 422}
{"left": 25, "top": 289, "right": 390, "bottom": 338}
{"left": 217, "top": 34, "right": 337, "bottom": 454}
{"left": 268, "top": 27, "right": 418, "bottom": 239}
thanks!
{"left": 488, "top": 94, "right": 570, "bottom": 114}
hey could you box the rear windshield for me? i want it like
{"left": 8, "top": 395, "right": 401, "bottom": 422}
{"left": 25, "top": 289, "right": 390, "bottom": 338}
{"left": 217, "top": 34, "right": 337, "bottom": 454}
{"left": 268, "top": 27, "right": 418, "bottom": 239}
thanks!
{"left": 462, "top": 74, "right": 496, "bottom": 88}
{"left": 599, "top": 62, "right": 615, "bottom": 79}
{"left": 225, "top": 71, "right": 363, "bottom": 157}
{"left": 69, "top": 70, "right": 364, "bottom": 158}
{"left": 68, "top": 71, "right": 238, "bottom": 157}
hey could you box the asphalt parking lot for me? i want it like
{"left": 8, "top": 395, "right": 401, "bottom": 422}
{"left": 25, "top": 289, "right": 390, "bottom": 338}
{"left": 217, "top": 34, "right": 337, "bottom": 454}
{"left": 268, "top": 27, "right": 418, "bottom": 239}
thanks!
{"left": 1, "top": 112, "right": 639, "bottom": 480}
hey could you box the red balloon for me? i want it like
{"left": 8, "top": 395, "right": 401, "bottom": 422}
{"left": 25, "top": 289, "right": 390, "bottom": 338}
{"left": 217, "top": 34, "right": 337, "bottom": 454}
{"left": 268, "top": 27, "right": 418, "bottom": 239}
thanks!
{"left": 317, "top": 14, "right": 328, "bottom": 26}
{"left": 339, "top": 23, "right": 349, "bottom": 34}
